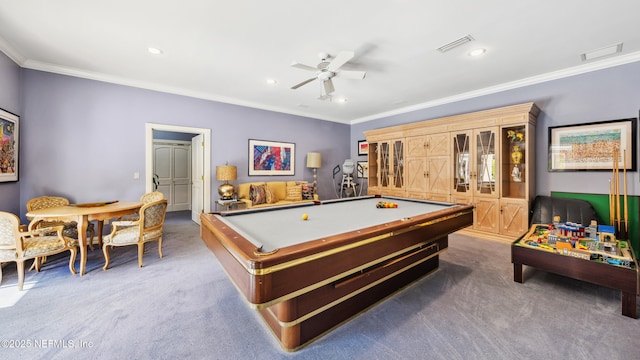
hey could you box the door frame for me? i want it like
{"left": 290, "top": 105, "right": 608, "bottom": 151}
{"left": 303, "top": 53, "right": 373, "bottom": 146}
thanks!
{"left": 145, "top": 123, "right": 211, "bottom": 214}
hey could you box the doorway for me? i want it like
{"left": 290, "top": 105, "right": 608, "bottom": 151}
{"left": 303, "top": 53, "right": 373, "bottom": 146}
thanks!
{"left": 145, "top": 123, "right": 211, "bottom": 224}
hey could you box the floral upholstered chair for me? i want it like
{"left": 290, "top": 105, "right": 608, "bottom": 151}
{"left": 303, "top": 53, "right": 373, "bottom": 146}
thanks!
{"left": 27, "top": 196, "right": 96, "bottom": 249}
{"left": 118, "top": 191, "right": 165, "bottom": 222}
{"left": 0, "top": 211, "right": 77, "bottom": 291}
{"left": 102, "top": 199, "right": 168, "bottom": 270}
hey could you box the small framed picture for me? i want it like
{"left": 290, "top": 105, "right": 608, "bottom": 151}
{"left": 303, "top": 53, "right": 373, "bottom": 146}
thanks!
{"left": 0, "top": 108, "right": 19, "bottom": 182}
{"left": 357, "top": 161, "right": 368, "bottom": 178}
{"left": 357, "top": 140, "right": 368, "bottom": 156}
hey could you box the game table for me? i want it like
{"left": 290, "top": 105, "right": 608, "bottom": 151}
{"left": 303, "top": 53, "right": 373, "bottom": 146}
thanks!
{"left": 200, "top": 196, "right": 473, "bottom": 351}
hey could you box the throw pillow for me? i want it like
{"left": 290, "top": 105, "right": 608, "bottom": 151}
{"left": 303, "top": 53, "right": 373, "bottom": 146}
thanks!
{"left": 265, "top": 186, "right": 274, "bottom": 204}
{"left": 299, "top": 182, "right": 313, "bottom": 200}
{"left": 285, "top": 185, "right": 303, "bottom": 201}
{"left": 250, "top": 184, "right": 267, "bottom": 206}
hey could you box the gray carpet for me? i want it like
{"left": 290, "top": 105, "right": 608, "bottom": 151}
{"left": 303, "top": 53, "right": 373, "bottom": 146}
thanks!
{"left": 1, "top": 211, "right": 638, "bottom": 360}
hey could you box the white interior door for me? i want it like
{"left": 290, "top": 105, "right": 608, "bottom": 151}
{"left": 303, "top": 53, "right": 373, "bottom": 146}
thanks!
{"left": 153, "top": 141, "right": 192, "bottom": 212}
{"left": 154, "top": 144, "right": 172, "bottom": 205}
{"left": 191, "top": 134, "right": 204, "bottom": 224}
{"left": 172, "top": 145, "right": 191, "bottom": 211}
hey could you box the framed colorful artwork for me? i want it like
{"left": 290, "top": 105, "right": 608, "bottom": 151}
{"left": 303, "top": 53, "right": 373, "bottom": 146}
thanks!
{"left": 249, "top": 139, "right": 295, "bottom": 176}
{"left": 548, "top": 118, "right": 636, "bottom": 172}
{"left": 0, "top": 108, "right": 19, "bottom": 182}
{"left": 357, "top": 140, "right": 368, "bottom": 156}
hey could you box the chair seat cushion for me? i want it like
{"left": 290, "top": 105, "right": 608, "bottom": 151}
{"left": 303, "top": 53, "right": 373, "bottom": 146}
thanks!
{"left": 104, "top": 226, "right": 163, "bottom": 245}
{"left": 0, "top": 236, "right": 77, "bottom": 261}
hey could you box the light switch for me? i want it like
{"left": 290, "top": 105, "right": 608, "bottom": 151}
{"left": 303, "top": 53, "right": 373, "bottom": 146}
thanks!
{"left": 133, "top": 172, "right": 140, "bottom": 180}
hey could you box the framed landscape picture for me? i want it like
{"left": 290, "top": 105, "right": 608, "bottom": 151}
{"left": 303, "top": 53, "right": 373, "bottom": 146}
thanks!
{"left": 0, "top": 108, "right": 19, "bottom": 182}
{"left": 548, "top": 118, "right": 637, "bottom": 172}
{"left": 249, "top": 139, "right": 295, "bottom": 176}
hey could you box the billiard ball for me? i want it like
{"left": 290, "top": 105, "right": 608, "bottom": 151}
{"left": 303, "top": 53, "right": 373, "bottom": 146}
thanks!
{"left": 302, "top": 213, "right": 309, "bottom": 220}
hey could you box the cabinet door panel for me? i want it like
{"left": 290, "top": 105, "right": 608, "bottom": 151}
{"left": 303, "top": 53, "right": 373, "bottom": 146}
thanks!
{"left": 474, "top": 198, "right": 499, "bottom": 233}
{"left": 428, "top": 133, "right": 450, "bottom": 156}
{"left": 407, "top": 136, "right": 427, "bottom": 157}
{"left": 428, "top": 156, "right": 450, "bottom": 195}
{"left": 406, "top": 158, "right": 427, "bottom": 193}
{"left": 500, "top": 200, "right": 529, "bottom": 237}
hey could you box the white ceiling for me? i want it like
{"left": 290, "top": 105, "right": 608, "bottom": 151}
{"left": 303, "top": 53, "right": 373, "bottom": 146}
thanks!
{"left": 1, "top": 1, "right": 640, "bottom": 124}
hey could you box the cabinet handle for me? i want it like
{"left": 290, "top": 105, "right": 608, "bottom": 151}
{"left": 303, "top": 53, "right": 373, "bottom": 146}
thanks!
{"left": 425, "top": 171, "right": 428, "bottom": 177}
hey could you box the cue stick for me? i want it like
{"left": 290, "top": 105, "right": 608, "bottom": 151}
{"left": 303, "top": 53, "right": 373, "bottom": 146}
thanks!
{"left": 624, "top": 149, "right": 628, "bottom": 239}
{"left": 615, "top": 149, "right": 621, "bottom": 234}
{"left": 609, "top": 179, "right": 614, "bottom": 225}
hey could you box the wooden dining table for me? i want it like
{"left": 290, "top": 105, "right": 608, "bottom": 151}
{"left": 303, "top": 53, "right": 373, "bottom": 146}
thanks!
{"left": 26, "top": 201, "right": 142, "bottom": 275}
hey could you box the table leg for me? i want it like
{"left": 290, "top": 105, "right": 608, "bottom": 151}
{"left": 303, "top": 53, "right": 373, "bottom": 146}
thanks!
{"left": 621, "top": 291, "right": 637, "bottom": 319}
{"left": 77, "top": 216, "right": 89, "bottom": 276}
{"left": 513, "top": 263, "right": 523, "bottom": 283}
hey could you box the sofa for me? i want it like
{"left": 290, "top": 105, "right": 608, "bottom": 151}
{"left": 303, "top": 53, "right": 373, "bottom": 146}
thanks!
{"left": 237, "top": 181, "right": 315, "bottom": 209}
{"left": 529, "top": 195, "right": 601, "bottom": 226}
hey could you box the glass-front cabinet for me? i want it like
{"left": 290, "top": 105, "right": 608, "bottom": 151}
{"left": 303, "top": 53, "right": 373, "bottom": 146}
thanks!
{"left": 452, "top": 127, "right": 498, "bottom": 198}
{"left": 501, "top": 125, "right": 527, "bottom": 199}
{"left": 365, "top": 102, "right": 539, "bottom": 242}
{"left": 369, "top": 139, "right": 405, "bottom": 196}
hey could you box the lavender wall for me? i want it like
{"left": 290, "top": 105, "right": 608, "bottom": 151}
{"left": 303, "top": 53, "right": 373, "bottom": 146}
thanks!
{"left": 351, "top": 61, "right": 640, "bottom": 197}
{"left": 0, "top": 51, "right": 21, "bottom": 214}
{"left": 19, "top": 70, "right": 349, "bottom": 219}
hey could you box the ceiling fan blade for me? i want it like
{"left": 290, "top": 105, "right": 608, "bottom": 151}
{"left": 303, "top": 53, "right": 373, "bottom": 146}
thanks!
{"left": 327, "top": 51, "right": 354, "bottom": 72}
{"left": 323, "top": 78, "right": 335, "bottom": 94}
{"left": 290, "top": 62, "right": 317, "bottom": 72}
{"left": 337, "top": 70, "right": 366, "bottom": 80}
{"left": 291, "top": 77, "right": 317, "bottom": 89}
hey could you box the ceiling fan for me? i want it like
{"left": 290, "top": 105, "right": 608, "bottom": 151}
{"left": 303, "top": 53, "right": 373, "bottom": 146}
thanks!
{"left": 290, "top": 51, "right": 366, "bottom": 100}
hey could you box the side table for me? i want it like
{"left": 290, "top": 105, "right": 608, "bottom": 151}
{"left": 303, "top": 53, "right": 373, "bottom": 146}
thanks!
{"left": 215, "top": 199, "right": 246, "bottom": 211}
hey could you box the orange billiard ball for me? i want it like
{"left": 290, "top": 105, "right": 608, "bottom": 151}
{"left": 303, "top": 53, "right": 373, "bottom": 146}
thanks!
{"left": 302, "top": 213, "right": 309, "bottom": 220}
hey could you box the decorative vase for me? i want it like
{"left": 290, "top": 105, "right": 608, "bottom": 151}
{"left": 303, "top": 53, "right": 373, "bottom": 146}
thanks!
{"left": 511, "top": 146, "right": 523, "bottom": 182}
{"left": 511, "top": 145, "right": 523, "bottom": 165}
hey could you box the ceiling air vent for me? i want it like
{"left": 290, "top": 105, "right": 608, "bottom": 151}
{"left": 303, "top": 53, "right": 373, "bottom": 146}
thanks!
{"left": 437, "top": 35, "right": 474, "bottom": 53}
{"left": 580, "top": 43, "right": 623, "bottom": 61}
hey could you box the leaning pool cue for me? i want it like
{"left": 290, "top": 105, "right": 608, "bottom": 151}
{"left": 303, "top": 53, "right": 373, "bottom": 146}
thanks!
{"left": 623, "top": 149, "right": 628, "bottom": 239}
{"left": 615, "top": 149, "right": 621, "bottom": 234}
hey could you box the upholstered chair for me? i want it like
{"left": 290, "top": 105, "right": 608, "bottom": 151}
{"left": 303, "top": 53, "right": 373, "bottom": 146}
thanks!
{"left": 102, "top": 199, "right": 168, "bottom": 270}
{"left": 119, "top": 191, "right": 165, "bottom": 222}
{"left": 0, "top": 211, "right": 77, "bottom": 291}
{"left": 26, "top": 196, "right": 97, "bottom": 249}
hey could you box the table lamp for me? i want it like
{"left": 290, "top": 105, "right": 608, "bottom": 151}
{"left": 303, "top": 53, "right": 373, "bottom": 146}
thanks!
{"left": 306, "top": 152, "right": 322, "bottom": 199}
{"left": 216, "top": 164, "right": 237, "bottom": 200}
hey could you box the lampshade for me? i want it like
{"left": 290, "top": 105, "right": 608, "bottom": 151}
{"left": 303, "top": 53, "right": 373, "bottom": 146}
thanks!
{"left": 306, "top": 152, "right": 322, "bottom": 169}
{"left": 216, "top": 165, "right": 237, "bottom": 181}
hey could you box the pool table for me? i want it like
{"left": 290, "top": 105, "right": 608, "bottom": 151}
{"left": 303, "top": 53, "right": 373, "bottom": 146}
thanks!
{"left": 200, "top": 196, "right": 474, "bottom": 351}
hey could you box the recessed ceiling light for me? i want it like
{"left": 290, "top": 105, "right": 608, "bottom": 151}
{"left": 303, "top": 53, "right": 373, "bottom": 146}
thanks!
{"left": 147, "top": 47, "right": 164, "bottom": 55}
{"left": 337, "top": 98, "right": 348, "bottom": 103}
{"left": 468, "top": 48, "right": 486, "bottom": 57}
{"left": 266, "top": 79, "right": 277, "bottom": 85}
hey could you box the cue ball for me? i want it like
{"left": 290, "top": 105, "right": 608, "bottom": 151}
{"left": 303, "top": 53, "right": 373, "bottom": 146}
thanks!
{"left": 302, "top": 213, "right": 309, "bottom": 220}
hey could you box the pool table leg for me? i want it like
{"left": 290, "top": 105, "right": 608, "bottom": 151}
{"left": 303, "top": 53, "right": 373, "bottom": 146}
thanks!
{"left": 513, "top": 263, "right": 523, "bottom": 283}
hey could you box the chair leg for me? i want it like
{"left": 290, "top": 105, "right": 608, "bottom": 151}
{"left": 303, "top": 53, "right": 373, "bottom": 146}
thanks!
{"left": 138, "top": 243, "right": 145, "bottom": 267}
{"left": 17, "top": 261, "right": 25, "bottom": 291}
{"left": 34, "top": 257, "right": 42, "bottom": 272}
{"left": 0, "top": 264, "right": 3, "bottom": 286}
{"left": 158, "top": 237, "right": 163, "bottom": 259}
{"left": 102, "top": 245, "right": 111, "bottom": 271}
{"left": 68, "top": 247, "right": 77, "bottom": 275}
